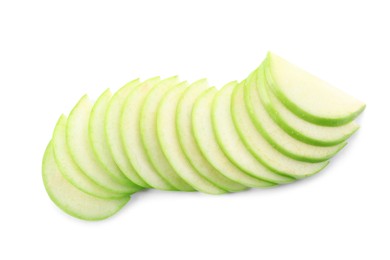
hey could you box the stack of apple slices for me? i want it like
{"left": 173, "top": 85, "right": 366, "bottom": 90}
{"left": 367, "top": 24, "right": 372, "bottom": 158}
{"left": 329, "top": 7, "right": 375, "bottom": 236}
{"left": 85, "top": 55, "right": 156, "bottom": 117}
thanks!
{"left": 42, "top": 53, "right": 365, "bottom": 220}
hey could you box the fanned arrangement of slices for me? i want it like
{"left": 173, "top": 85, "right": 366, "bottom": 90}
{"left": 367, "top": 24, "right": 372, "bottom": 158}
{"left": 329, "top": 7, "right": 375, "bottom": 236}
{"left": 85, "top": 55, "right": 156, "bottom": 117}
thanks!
{"left": 42, "top": 52, "right": 365, "bottom": 220}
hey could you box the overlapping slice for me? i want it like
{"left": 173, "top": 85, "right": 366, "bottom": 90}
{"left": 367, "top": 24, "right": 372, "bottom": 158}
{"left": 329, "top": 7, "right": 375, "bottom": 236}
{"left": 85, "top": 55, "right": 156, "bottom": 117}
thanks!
{"left": 89, "top": 88, "right": 142, "bottom": 191}
{"left": 245, "top": 69, "right": 346, "bottom": 162}
{"left": 121, "top": 77, "right": 176, "bottom": 190}
{"left": 43, "top": 142, "right": 130, "bottom": 221}
{"left": 192, "top": 87, "right": 275, "bottom": 188}
{"left": 52, "top": 115, "right": 124, "bottom": 199}
{"left": 67, "top": 95, "right": 133, "bottom": 194}
{"left": 140, "top": 78, "right": 194, "bottom": 191}
{"left": 265, "top": 52, "right": 365, "bottom": 126}
{"left": 176, "top": 80, "right": 247, "bottom": 192}
{"left": 212, "top": 82, "right": 295, "bottom": 183}
{"left": 231, "top": 80, "right": 329, "bottom": 179}
{"left": 43, "top": 52, "right": 366, "bottom": 221}
{"left": 157, "top": 82, "right": 227, "bottom": 194}
{"left": 105, "top": 79, "right": 149, "bottom": 187}
{"left": 258, "top": 65, "right": 359, "bottom": 146}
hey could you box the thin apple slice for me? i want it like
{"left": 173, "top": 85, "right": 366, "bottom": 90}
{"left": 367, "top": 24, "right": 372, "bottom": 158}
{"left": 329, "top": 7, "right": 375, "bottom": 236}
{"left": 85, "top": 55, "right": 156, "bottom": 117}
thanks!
{"left": 52, "top": 116, "right": 124, "bottom": 199}
{"left": 176, "top": 80, "right": 247, "bottom": 192}
{"left": 140, "top": 77, "right": 195, "bottom": 191}
{"left": 121, "top": 77, "right": 175, "bottom": 190}
{"left": 232, "top": 80, "right": 329, "bottom": 179}
{"left": 89, "top": 89, "right": 143, "bottom": 192}
{"left": 43, "top": 142, "right": 130, "bottom": 221}
{"left": 213, "top": 82, "right": 294, "bottom": 183}
{"left": 105, "top": 79, "right": 150, "bottom": 188}
{"left": 192, "top": 87, "right": 275, "bottom": 188}
{"left": 245, "top": 70, "right": 346, "bottom": 162}
{"left": 265, "top": 52, "right": 365, "bottom": 126}
{"left": 67, "top": 95, "right": 133, "bottom": 194}
{"left": 258, "top": 66, "right": 359, "bottom": 146}
{"left": 157, "top": 83, "right": 226, "bottom": 194}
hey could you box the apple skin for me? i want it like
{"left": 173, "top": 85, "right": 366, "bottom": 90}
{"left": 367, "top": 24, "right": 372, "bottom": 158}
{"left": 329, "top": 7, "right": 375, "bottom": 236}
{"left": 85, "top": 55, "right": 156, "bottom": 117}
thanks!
{"left": 105, "top": 79, "right": 151, "bottom": 188}
{"left": 192, "top": 87, "right": 276, "bottom": 188}
{"left": 89, "top": 88, "right": 143, "bottom": 191}
{"left": 257, "top": 65, "right": 358, "bottom": 146}
{"left": 157, "top": 83, "right": 227, "bottom": 194}
{"left": 43, "top": 142, "right": 130, "bottom": 221}
{"left": 264, "top": 52, "right": 366, "bottom": 126}
{"left": 212, "top": 81, "right": 295, "bottom": 184}
{"left": 52, "top": 115, "right": 125, "bottom": 199}
{"left": 244, "top": 69, "right": 347, "bottom": 162}
{"left": 140, "top": 77, "right": 194, "bottom": 191}
{"left": 120, "top": 77, "right": 176, "bottom": 191}
{"left": 176, "top": 79, "right": 247, "bottom": 192}
{"left": 231, "top": 80, "right": 329, "bottom": 179}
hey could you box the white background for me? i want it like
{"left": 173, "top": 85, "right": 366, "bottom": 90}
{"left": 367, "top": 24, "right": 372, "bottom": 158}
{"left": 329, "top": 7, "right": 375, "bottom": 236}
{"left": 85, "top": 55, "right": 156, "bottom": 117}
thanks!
{"left": 1, "top": 0, "right": 389, "bottom": 259}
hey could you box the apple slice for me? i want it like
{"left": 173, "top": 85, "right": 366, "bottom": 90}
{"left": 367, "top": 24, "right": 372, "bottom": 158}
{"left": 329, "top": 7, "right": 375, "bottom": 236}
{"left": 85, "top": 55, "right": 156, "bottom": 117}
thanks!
{"left": 265, "top": 52, "right": 365, "bottom": 126}
{"left": 89, "top": 88, "right": 143, "bottom": 191}
{"left": 192, "top": 87, "right": 275, "bottom": 188}
{"left": 157, "top": 82, "right": 226, "bottom": 194}
{"left": 212, "top": 82, "right": 294, "bottom": 183}
{"left": 232, "top": 80, "right": 329, "bottom": 178}
{"left": 67, "top": 95, "right": 133, "bottom": 194}
{"left": 176, "top": 80, "right": 247, "bottom": 192}
{"left": 105, "top": 79, "right": 150, "bottom": 188}
{"left": 258, "top": 66, "right": 359, "bottom": 146}
{"left": 121, "top": 77, "right": 175, "bottom": 190}
{"left": 43, "top": 142, "right": 130, "bottom": 221}
{"left": 140, "top": 77, "right": 195, "bottom": 191}
{"left": 245, "top": 70, "right": 346, "bottom": 162}
{"left": 52, "top": 116, "right": 125, "bottom": 199}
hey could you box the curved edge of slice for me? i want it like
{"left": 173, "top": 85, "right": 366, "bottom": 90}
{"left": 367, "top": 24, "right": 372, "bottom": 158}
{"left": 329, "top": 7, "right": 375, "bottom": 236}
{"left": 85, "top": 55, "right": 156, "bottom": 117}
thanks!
{"left": 244, "top": 69, "right": 347, "bottom": 162}
{"left": 258, "top": 65, "right": 359, "bottom": 146}
{"left": 192, "top": 87, "right": 276, "bottom": 188}
{"left": 43, "top": 142, "right": 130, "bottom": 221}
{"left": 232, "top": 80, "right": 329, "bottom": 179}
{"left": 265, "top": 52, "right": 366, "bottom": 126}
{"left": 121, "top": 77, "right": 175, "bottom": 191}
{"left": 66, "top": 95, "right": 133, "bottom": 194}
{"left": 52, "top": 115, "right": 125, "bottom": 199}
{"left": 212, "top": 81, "right": 295, "bottom": 183}
{"left": 157, "top": 82, "right": 227, "bottom": 194}
{"left": 89, "top": 88, "right": 143, "bottom": 192}
{"left": 105, "top": 79, "right": 150, "bottom": 188}
{"left": 176, "top": 79, "right": 247, "bottom": 192}
{"left": 140, "top": 77, "right": 195, "bottom": 191}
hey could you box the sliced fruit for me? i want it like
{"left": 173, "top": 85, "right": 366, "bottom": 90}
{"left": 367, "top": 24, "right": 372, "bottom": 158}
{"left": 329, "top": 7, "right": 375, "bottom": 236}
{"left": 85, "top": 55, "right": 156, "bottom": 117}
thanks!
{"left": 177, "top": 80, "right": 247, "bottom": 192}
{"left": 157, "top": 83, "right": 226, "bottom": 194}
{"left": 265, "top": 52, "right": 365, "bottom": 126}
{"left": 140, "top": 77, "right": 195, "bottom": 191}
{"left": 212, "top": 82, "right": 294, "bottom": 183}
{"left": 232, "top": 80, "right": 329, "bottom": 179}
{"left": 43, "top": 142, "right": 130, "bottom": 221}
{"left": 67, "top": 95, "right": 133, "bottom": 194}
{"left": 192, "top": 88, "right": 275, "bottom": 188}
{"left": 258, "top": 65, "right": 359, "bottom": 146}
{"left": 121, "top": 77, "right": 175, "bottom": 190}
{"left": 52, "top": 115, "right": 124, "bottom": 199}
{"left": 89, "top": 88, "right": 142, "bottom": 191}
{"left": 105, "top": 79, "right": 150, "bottom": 187}
{"left": 245, "top": 70, "right": 346, "bottom": 162}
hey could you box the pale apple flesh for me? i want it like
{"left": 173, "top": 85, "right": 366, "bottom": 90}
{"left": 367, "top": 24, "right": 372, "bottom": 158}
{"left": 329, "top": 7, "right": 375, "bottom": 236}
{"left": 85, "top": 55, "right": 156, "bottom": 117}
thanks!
{"left": 140, "top": 77, "right": 194, "bottom": 191}
{"left": 177, "top": 80, "right": 247, "bottom": 192}
{"left": 89, "top": 88, "right": 143, "bottom": 191}
{"left": 42, "top": 53, "right": 365, "bottom": 220}
{"left": 157, "top": 83, "right": 226, "bottom": 194}
{"left": 43, "top": 142, "right": 130, "bottom": 221}
{"left": 265, "top": 52, "right": 365, "bottom": 126}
